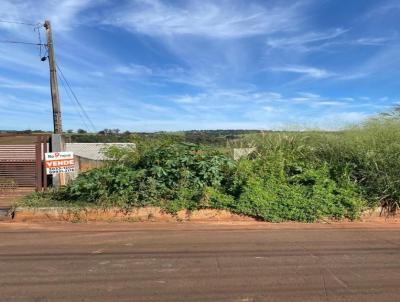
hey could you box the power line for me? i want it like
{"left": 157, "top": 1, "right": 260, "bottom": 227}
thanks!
{"left": 0, "top": 20, "right": 40, "bottom": 26}
{"left": 1, "top": 19, "right": 96, "bottom": 133}
{"left": 55, "top": 62, "right": 97, "bottom": 132}
{"left": 58, "top": 71, "right": 91, "bottom": 131}
{"left": 0, "top": 19, "right": 46, "bottom": 58}
{"left": 0, "top": 40, "right": 46, "bottom": 46}
{"left": 34, "top": 24, "right": 45, "bottom": 58}
{"left": 56, "top": 63, "right": 96, "bottom": 132}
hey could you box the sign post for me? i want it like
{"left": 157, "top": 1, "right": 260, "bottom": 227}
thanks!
{"left": 50, "top": 134, "right": 66, "bottom": 187}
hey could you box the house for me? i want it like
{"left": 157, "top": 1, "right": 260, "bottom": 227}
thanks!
{"left": 65, "top": 143, "right": 135, "bottom": 176}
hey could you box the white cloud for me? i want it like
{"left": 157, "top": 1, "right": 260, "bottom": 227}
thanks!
{"left": 141, "top": 103, "right": 170, "bottom": 113}
{"left": 114, "top": 64, "right": 153, "bottom": 76}
{"left": 113, "top": 63, "right": 216, "bottom": 88}
{"left": 0, "top": 76, "right": 48, "bottom": 93}
{"left": 51, "top": 0, "right": 94, "bottom": 30}
{"left": 336, "top": 72, "right": 370, "bottom": 81}
{"left": 172, "top": 89, "right": 284, "bottom": 108}
{"left": 365, "top": 2, "right": 400, "bottom": 18}
{"left": 337, "top": 44, "right": 400, "bottom": 81}
{"left": 0, "top": 0, "right": 95, "bottom": 31}
{"left": 262, "top": 106, "right": 277, "bottom": 113}
{"left": 284, "top": 93, "right": 353, "bottom": 108}
{"left": 103, "top": 0, "right": 304, "bottom": 38}
{"left": 267, "top": 28, "right": 348, "bottom": 51}
{"left": 297, "top": 92, "right": 320, "bottom": 98}
{"left": 291, "top": 97, "right": 311, "bottom": 102}
{"left": 272, "top": 65, "right": 333, "bottom": 79}
{"left": 314, "top": 101, "right": 346, "bottom": 107}
{"left": 0, "top": 92, "right": 50, "bottom": 112}
{"left": 340, "top": 97, "right": 355, "bottom": 102}
{"left": 173, "top": 94, "right": 205, "bottom": 104}
{"left": 355, "top": 37, "right": 394, "bottom": 46}
{"left": 327, "top": 112, "right": 370, "bottom": 124}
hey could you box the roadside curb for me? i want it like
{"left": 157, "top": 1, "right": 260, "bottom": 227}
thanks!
{"left": 7, "top": 206, "right": 399, "bottom": 224}
{"left": 12, "top": 206, "right": 257, "bottom": 223}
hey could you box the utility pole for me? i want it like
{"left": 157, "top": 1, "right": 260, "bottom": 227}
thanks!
{"left": 44, "top": 20, "right": 62, "bottom": 134}
{"left": 44, "top": 20, "right": 65, "bottom": 187}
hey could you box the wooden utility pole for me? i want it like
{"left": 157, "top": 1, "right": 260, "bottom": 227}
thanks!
{"left": 44, "top": 20, "right": 66, "bottom": 187}
{"left": 44, "top": 20, "right": 63, "bottom": 134}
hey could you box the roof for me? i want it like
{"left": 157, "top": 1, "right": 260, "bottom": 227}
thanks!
{"left": 66, "top": 143, "right": 135, "bottom": 160}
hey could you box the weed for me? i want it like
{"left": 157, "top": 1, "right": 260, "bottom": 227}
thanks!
{"left": 22, "top": 109, "right": 400, "bottom": 221}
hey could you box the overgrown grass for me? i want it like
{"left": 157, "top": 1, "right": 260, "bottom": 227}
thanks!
{"left": 24, "top": 141, "right": 363, "bottom": 222}
{"left": 240, "top": 113, "right": 400, "bottom": 212}
{"left": 23, "top": 110, "right": 400, "bottom": 221}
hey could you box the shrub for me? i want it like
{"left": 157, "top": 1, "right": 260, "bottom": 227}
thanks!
{"left": 52, "top": 143, "right": 236, "bottom": 212}
{"left": 231, "top": 152, "right": 363, "bottom": 222}
{"left": 242, "top": 111, "right": 400, "bottom": 212}
{"left": 25, "top": 129, "right": 376, "bottom": 221}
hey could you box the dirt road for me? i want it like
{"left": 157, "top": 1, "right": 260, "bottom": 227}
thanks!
{"left": 1, "top": 222, "right": 400, "bottom": 301}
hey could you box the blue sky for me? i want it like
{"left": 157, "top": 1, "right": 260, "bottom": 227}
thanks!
{"left": 0, "top": 0, "right": 399, "bottom": 131}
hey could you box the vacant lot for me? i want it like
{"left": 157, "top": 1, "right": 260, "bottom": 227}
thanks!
{"left": 1, "top": 222, "right": 400, "bottom": 301}
{"left": 26, "top": 114, "right": 400, "bottom": 223}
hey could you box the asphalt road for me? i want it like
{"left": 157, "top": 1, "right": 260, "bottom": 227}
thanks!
{"left": 1, "top": 222, "right": 400, "bottom": 302}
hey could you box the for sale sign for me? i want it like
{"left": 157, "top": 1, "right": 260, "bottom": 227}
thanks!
{"left": 45, "top": 151, "right": 75, "bottom": 174}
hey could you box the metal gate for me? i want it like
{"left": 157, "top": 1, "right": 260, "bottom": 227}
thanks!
{"left": 0, "top": 135, "right": 50, "bottom": 192}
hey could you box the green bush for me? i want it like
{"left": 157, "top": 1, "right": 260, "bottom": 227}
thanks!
{"left": 26, "top": 110, "right": 400, "bottom": 221}
{"left": 230, "top": 152, "right": 363, "bottom": 222}
{"left": 52, "top": 143, "right": 236, "bottom": 212}
{"left": 28, "top": 138, "right": 365, "bottom": 222}
{"left": 241, "top": 111, "right": 400, "bottom": 211}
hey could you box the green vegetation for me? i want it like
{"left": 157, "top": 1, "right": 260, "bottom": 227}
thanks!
{"left": 1, "top": 128, "right": 260, "bottom": 146}
{"left": 23, "top": 108, "right": 400, "bottom": 221}
{"left": 240, "top": 110, "right": 400, "bottom": 212}
{"left": 63, "top": 129, "right": 261, "bottom": 145}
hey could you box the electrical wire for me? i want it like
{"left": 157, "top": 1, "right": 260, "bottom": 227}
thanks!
{"left": 0, "top": 20, "right": 46, "bottom": 59}
{"left": 1, "top": 18, "right": 96, "bottom": 133}
{"left": 0, "top": 20, "right": 40, "bottom": 26}
{"left": 58, "top": 72, "right": 91, "bottom": 131}
{"left": 34, "top": 24, "right": 45, "bottom": 58}
{"left": 55, "top": 63, "right": 97, "bottom": 132}
{"left": 0, "top": 40, "right": 45, "bottom": 46}
{"left": 57, "top": 63, "right": 96, "bottom": 132}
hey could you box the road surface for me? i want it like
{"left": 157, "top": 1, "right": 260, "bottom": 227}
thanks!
{"left": 1, "top": 222, "right": 400, "bottom": 301}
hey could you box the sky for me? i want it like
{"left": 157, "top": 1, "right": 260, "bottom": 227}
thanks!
{"left": 0, "top": 0, "right": 399, "bottom": 132}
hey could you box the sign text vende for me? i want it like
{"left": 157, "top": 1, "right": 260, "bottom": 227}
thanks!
{"left": 45, "top": 151, "right": 75, "bottom": 175}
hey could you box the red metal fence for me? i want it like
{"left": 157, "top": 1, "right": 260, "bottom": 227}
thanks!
{"left": 0, "top": 135, "right": 50, "bottom": 192}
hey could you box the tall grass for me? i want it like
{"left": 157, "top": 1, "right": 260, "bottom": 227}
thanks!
{"left": 241, "top": 113, "right": 400, "bottom": 211}
{"left": 24, "top": 108, "right": 400, "bottom": 220}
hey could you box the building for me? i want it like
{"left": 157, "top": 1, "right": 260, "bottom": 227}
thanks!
{"left": 65, "top": 143, "right": 135, "bottom": 176}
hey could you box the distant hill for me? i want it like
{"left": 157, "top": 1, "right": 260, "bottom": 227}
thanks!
{"left": 0, "top": 129, "right": 265, "bottom": 146}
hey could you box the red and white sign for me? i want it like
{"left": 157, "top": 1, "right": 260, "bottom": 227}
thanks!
{"left": 45, "top": 151, "right": 75, "bottom": 175}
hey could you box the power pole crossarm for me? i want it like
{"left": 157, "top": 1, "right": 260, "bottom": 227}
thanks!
{"left": 44, "top": 20, "right": 63, "bottom": 134}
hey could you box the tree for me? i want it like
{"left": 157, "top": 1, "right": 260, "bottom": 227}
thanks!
{"left": 77, "top": 129, "right": 87, "bottom": 134}
{"left": 99, "top": 129, "right": 112, "bottom": 135}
